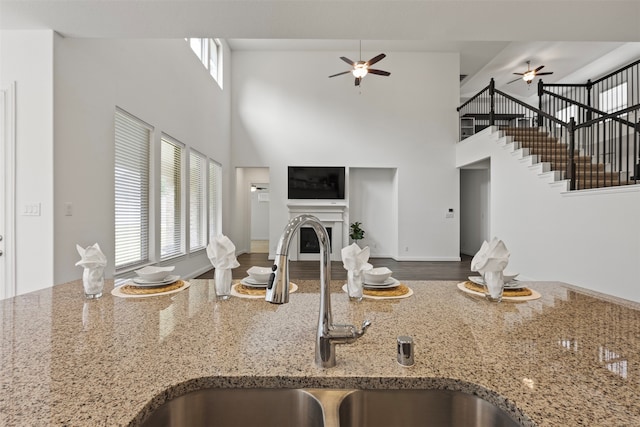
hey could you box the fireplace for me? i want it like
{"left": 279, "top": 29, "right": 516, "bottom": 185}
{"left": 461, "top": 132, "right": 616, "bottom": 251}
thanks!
{"left": 287, "top": 202, "right": 346, "bottom": 261}
{"left": 299, "top": 227, "right": 332, "bottom": 254}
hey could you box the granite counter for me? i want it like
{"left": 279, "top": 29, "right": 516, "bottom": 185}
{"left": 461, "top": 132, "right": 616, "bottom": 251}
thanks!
{"left": 1, "top": 279, "right": 639, "bottom": 426}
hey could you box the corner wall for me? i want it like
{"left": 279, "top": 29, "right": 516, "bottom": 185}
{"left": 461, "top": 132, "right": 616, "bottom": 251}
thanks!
{"left": 457, "top": 128, "right": 640, "bottom": 302}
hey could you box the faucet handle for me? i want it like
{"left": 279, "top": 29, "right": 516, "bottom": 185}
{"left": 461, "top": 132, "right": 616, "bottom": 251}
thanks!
{"left": 356, "top": 319, "right": 372, "bottom": 337}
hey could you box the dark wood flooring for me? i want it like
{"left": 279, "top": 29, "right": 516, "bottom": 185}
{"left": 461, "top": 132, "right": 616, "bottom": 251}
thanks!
{"left": 196, "top": 253, "right": 473, "bottom": 281}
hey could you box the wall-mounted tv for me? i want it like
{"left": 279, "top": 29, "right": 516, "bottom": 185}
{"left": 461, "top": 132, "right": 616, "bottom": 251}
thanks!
{"left": 288, "top": 166, "right": 346, "bottom": 200}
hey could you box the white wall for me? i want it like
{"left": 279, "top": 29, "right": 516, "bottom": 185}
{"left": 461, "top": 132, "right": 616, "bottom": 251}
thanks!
{"left": 52, "top": 37, "right": 232, "bottom": 284}
{"left": 457, "top": 128, "right": 640, "bottom": 302}
{"left": 0, "top": 30, "right": 55, "bottom": 295}
{"left": 230, "top": 50, "right": 460, "bottom": 261}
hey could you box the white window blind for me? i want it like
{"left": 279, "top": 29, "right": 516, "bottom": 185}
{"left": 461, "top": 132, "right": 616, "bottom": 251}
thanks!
{"left": 209, "top": 160, "right": 221, "bottom": 240}
{"left": 114, "top": 110, "right": 150, "bottom": 270}
{"left": 161, "top": 136, "right": 184, "bottom": 259}
{"left": 189, "top": 150, "right": 207, "bottom": 251}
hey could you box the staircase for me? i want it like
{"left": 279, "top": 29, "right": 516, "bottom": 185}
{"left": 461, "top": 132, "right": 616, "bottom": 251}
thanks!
{"left": 500, "top": 128, "right": 634, "bottom": 190}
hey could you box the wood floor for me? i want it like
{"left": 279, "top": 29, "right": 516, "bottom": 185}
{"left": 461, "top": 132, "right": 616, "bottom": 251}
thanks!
{"left": 196, "top": 253, "right": 474, "bottom": 281}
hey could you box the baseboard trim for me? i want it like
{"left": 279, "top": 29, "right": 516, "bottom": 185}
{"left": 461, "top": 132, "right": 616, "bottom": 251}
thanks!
{"left": 392, "top": 256, "right": 462, "bottom": 262}
{"left": 184, "top": 264, "right": 213, "bottom": 280}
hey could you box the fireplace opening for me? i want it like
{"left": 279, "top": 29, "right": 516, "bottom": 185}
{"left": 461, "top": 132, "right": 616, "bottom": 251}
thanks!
{"left": 300, "top": 227, "right": 332, "bottom": 254}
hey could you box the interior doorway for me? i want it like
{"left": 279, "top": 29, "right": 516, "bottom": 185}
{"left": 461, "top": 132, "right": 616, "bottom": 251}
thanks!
{"left": 250, "top": 183, "right": 269, "bottom": 253}
{"left": 459, "top": 161, "right": 490, "bottom": 256}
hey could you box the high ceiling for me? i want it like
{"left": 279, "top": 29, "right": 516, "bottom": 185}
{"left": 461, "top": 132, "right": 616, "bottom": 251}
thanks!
{"left": 2, "top": 0, "right": 640, "bottom": 101}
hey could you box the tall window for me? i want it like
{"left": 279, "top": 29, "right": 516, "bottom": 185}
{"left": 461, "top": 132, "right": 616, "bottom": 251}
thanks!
{"left": 186, "top": 38, "right": 222, "bottom": 87}
{"left": 599, "top": 83, "right": 628, "bottom": 114}
{"left": 114, "top": 109, "right": 151, "bottom": 270}
{"left": 209, "top": 160, "right": 221, "bottom": 240}
{"left": 189, "top": 150, "right": 207, "bottom": 251}
{"left": 160, "top": 136, "right": 184, "bottom": 259}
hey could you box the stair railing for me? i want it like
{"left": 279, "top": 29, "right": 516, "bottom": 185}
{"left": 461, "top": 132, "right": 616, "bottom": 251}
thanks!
{"left": 458, "top": 78, "right": 640, "bottom": 190}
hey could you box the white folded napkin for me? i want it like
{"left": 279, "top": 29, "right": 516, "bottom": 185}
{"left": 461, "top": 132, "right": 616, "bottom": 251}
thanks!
{"left": 206, "top": 235, "right": 240, "bottom": 270}
{"left": 470, "top": 238, "right": 510, "bottom": 274}
{"left": 341, "top": 243, "right": 372, "bottom": 274}
{"left": 75, "top": 243, "right": 107, "bottom": 269}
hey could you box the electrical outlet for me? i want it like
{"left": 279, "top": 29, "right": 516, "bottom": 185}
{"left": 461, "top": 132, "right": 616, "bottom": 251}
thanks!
{"left": 405, "top": 246, "right": 409, "bottom": 252}
{"left": 64, "top": 202, "right": 73, "bottom": 216}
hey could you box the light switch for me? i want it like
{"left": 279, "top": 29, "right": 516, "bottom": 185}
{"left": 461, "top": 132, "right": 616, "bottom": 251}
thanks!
{"left": 64, "top": 202, "right": 73, "bottom": 216}
{"left": 22, "top": 203, "right": 41, "bottom": 216}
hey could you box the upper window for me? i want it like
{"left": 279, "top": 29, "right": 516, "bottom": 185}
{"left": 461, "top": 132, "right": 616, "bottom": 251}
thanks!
{"left": 599, "top": 83, "right": 628, "bottom": 114}
{"left": 189, "top": 150, "right": 207, "bottom": 251}
{"left": 186, "top": 38, "right": 223, "bottom": 88}
{"left": 114, "top": 109, "right": 151, "bottom": 271}
{"left": 160, "top": 135, "right": 185, "bottom": 259}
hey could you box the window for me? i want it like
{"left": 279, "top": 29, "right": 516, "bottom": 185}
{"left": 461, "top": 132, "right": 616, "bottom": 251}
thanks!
{"left": 209, "top": 160, "right": 222, "bottom": 240}
{"left": 599, "top": 83, "right": 628, "bottom": 114}
{"left": 160, "top": 136, "right": 184, "bottom": 259}
{"left": 186, "top": 38, "right": 222, "bottom": 87}
{"left": 189, "top": 150, "right": 207, "bottom": 251}
{"left": 114, "top": 109, "right": 151, "bottom": 270}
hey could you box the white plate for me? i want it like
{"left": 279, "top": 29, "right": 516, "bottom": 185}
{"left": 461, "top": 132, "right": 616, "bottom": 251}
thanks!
{"left": 240, "top": 277, "right": 268, "bottom": 288}
{"left": 364, "top": 277, "right": 400, "bottom": 289}
{"left": 132, "top": 274, "right": 180, "bottom": 287}
{"left": 469, "top": 275, "right": 522, "bottom": 289}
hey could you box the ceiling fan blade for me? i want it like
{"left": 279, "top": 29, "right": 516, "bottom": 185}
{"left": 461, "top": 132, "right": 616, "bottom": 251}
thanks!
{"left": 536, "top": 72, "right": 554, "bottom": 76}
{"left": 340, "top": 56, "right": 355, "bottom": 66}
{"left": 328, "top": 70, "right": 352, "bottom": 78}
{"left": 513, "top": 72, "right": 525, "bottom": 76}
{"left": 366, "top": 53, "right": 386, "bottom": 66}
{"left": 507, "top": 77, "right": 522, "bottom": 84}
{"left": 534, "top": 65, "right": 545, "bottom": 72}
{"left": 368, "top": 69, "right": 390, "bottom": 76}
{"left": 355, "top": 77, "right": 361, "bottom": 86}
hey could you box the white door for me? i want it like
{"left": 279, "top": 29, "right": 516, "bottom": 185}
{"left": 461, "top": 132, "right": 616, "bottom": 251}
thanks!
{"left": 0, "top": 83, "right": 16, "bottom": 299}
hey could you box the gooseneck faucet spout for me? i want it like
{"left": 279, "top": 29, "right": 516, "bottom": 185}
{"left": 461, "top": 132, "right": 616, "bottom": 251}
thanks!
{"left": 266, "top": 214, "right": 371, "bottom": 368}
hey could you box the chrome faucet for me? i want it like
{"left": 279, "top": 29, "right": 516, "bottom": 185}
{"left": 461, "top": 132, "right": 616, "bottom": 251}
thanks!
{"left": 266, "top": 214, "right": 371, "bottom": 368}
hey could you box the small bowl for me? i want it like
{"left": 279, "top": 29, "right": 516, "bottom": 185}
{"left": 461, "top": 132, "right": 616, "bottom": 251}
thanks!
{"left": 247, "top": 266, "right": 272, "bottom": 283}
{"left": 503, "top": 271, "right": 519, "bottom": 282}
{"left": 363, "top": 267, "right": 393, "bottom": 284}
{"left": 135, "top": 266, "right": 175, "bottom": 282}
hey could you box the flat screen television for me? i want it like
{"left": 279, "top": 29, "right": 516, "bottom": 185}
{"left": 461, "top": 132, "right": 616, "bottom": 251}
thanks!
{"left": 288, "top": 166, "right": 346, "bottom": 200}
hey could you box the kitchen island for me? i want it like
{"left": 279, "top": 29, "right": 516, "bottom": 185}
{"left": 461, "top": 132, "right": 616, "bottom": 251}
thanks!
{"left": 1, "top": 278, "right": 639, "bottom": 426}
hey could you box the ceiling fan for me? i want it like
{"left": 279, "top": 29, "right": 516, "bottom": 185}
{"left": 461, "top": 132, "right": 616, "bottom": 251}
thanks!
{"left": 328, "top": 41, "right": 390, "bottom": 86}
{"left": 508, "top": 61, "right": 553, "bottom": 85}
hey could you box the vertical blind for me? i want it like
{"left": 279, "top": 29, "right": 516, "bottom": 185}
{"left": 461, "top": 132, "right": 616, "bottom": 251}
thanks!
{"left": 114, "top": 110, "right": 150, "bottom": 270}
{"left": 189, "top": 150, "right": 206, "bottom": 250}
{"left": 160, "top": 137, "right": 183, "bottom": 259}
{"left": 209, "top": 160, "right": 220, "bottom": 240}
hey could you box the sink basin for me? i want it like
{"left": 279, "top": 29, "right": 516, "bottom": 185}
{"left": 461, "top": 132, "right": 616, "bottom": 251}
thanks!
{"left": 139, "top": 388, "right": 324, "bottom": 427}
{"left": 338, "top": 389, "right": 521, "bottom": 427}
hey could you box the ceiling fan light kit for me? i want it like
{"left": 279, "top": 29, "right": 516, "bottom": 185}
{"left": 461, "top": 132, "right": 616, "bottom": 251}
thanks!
{"left": 508, "top": 60, "right": 554, "bottom": 85}
{"left": 329, "top": 41, "right": 390, "bottom": 86}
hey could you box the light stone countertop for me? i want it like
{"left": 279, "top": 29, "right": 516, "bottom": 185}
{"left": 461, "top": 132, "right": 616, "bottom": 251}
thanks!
{"left": 1, "top": 278, "right": 640, "bottom": 426}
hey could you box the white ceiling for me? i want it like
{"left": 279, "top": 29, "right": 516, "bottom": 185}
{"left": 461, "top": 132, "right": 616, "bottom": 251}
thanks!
{"left": 2, "top": 0, "right": 639, "bottom": 100}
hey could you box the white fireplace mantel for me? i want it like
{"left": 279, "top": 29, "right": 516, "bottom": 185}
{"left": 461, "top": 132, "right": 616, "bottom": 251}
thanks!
{"left": 287, "top": 202, "right": 348, "bottom": 261}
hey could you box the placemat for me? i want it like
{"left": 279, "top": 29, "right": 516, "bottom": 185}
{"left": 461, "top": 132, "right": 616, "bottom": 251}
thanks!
{"left": 457, "top": 281, "right": 541, "bottom": 301}
{"left": 341, "top": 284, "right": 413, "bottom": 300}
{"left": 231, "top": 282, "right": 298, "bottom": 299}
{"left": 111, "top": 280, "right": 190, "bottom": 298}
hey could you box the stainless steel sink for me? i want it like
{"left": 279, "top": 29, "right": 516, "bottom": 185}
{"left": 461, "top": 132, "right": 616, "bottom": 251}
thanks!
{"left": 139, "top": 388, "right": 523, "bottom": 427}
{"left": 337, "top": 389, "right": 521, "bottom": 427}
{"left": 139, "top": 388, "right": 324, "bottom": 427}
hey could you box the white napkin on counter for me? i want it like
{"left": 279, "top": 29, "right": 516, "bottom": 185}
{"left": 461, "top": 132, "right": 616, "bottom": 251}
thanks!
{"left": 206, "top": 235, "right": 240, "bottom": 270}
{"left": 341, "top": 243, "right": 372, "bottom": 274}
{"left": 75, "top": 243, "right": 107, "bottom": 269}
{"left": 471, "top": 238, "right": 510, "bottom": 274}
